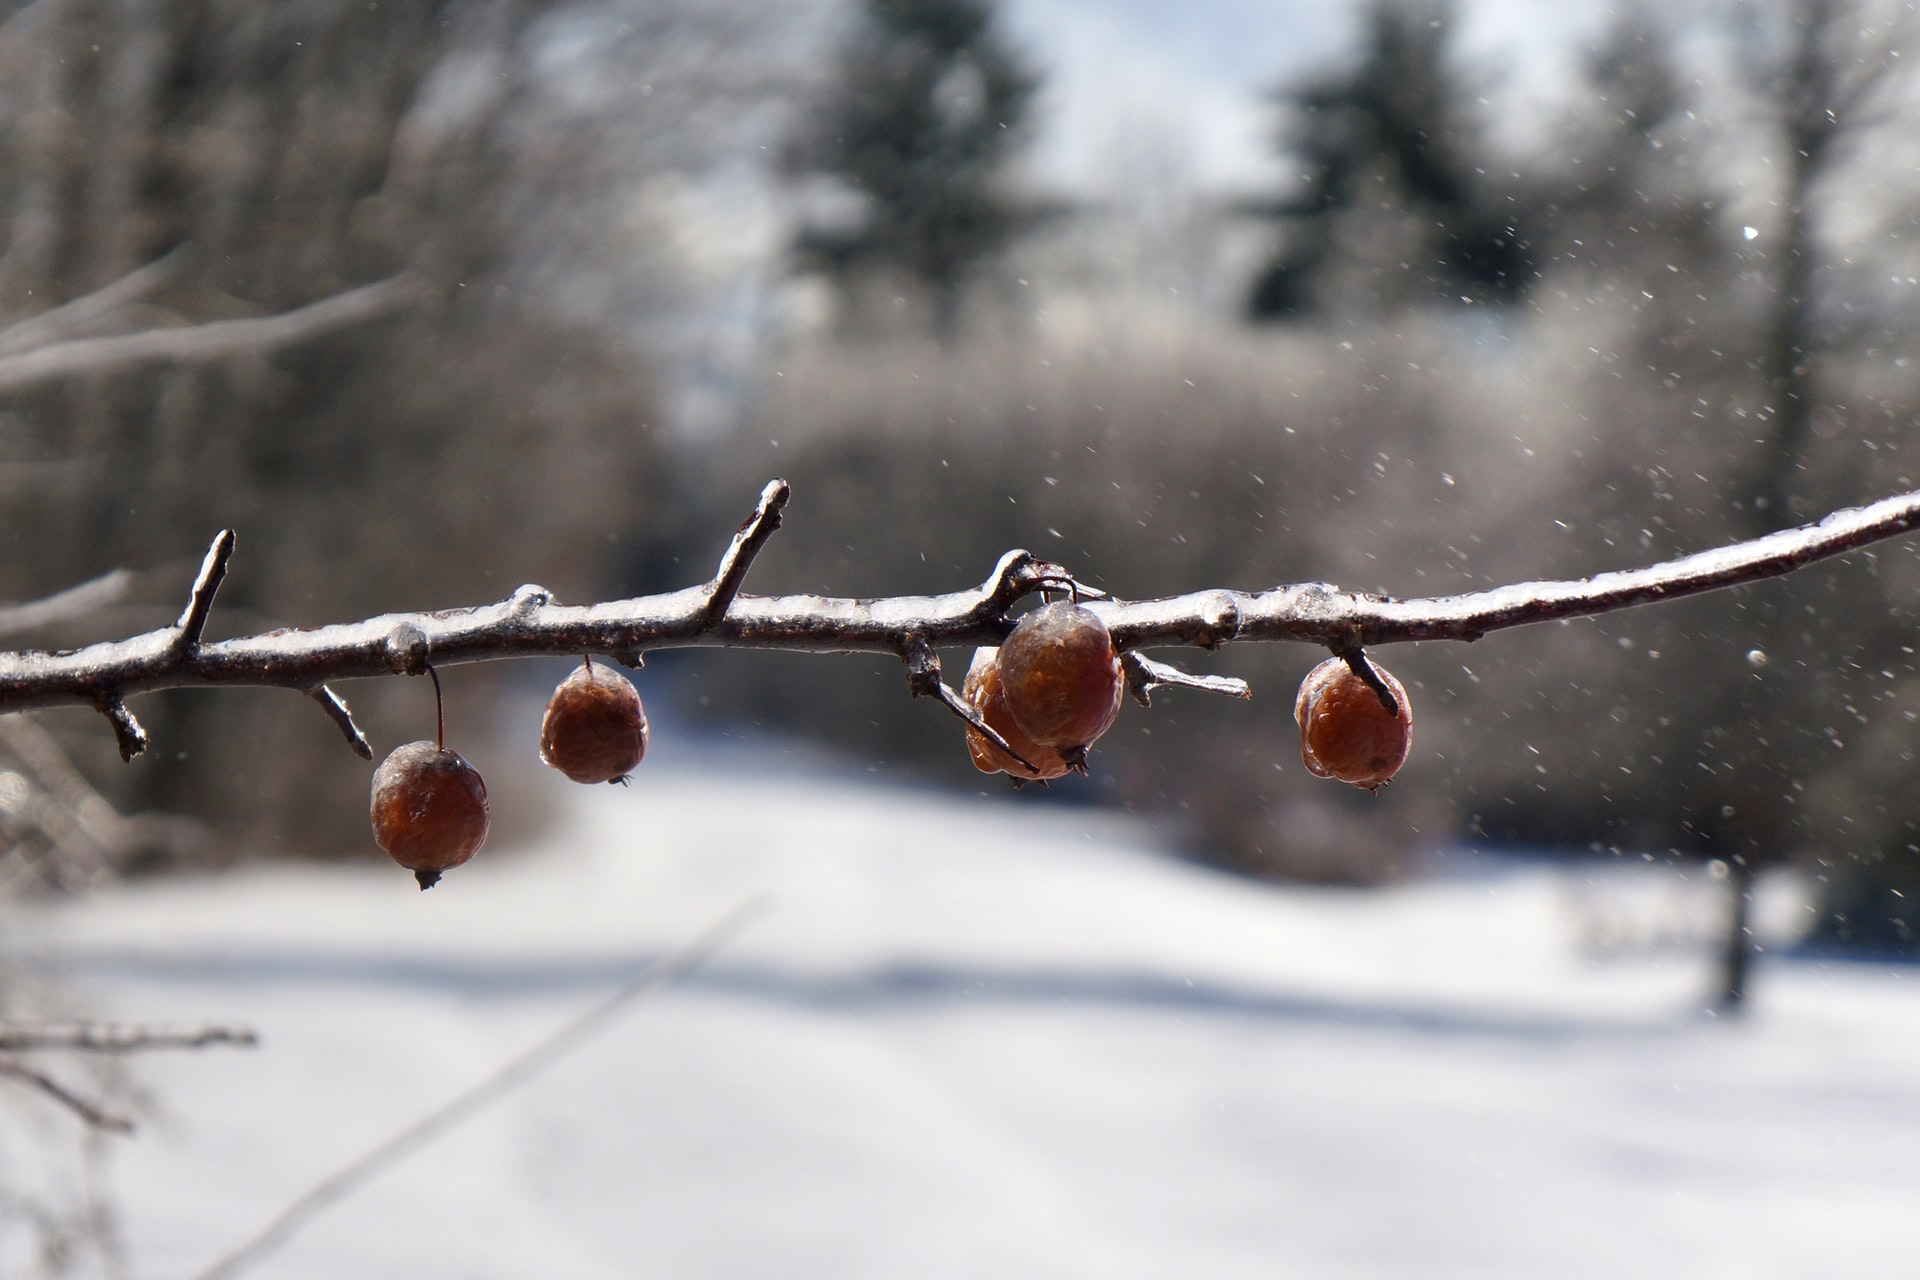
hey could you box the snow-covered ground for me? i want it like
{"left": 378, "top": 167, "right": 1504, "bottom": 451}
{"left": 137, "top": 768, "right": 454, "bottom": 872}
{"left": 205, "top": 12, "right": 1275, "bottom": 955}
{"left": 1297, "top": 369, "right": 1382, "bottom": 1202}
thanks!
{"left": 8, "top": 747, "right": 1919, "bottom": 1279}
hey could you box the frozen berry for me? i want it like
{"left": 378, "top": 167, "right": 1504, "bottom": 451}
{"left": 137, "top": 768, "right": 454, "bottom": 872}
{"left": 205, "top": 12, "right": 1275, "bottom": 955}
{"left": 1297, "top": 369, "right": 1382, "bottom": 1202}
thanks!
{"left": 996, "top": 601, "right": 1124, "bottom": 752}
{"left": 1294, "top": 656, "right": 1412, "bottom": 792}
{"left": 540, "top": 657, "right": 649, "bottom": 784}
{"left": 963, "top": 647, "right": 1071, "bottom": 781}
{"left": 370, "top": 740, "right": 491, "bottom": 889}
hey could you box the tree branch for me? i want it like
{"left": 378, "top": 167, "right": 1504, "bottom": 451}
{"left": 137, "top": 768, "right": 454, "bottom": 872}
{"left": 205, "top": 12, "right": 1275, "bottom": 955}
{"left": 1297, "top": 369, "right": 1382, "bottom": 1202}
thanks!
{"left": 1, "top": 484, "right": 1918, "bottom": 751}
{"left": 308, "top": 686, "right": 373, "bottom": 761}
{"left": 0, "top": 244, "right": 189, "bottom": 358}
{"left": 698, "top": 478, "right": 789, "bottom": 627}
{"left": 0, "top": 274, "right": 429, "bottom": 393}
{"left": 173, "top": 530, "right": 235, "bottom": 653}
{"left": 0, "top": 568, "right": 133, "bottom": 641}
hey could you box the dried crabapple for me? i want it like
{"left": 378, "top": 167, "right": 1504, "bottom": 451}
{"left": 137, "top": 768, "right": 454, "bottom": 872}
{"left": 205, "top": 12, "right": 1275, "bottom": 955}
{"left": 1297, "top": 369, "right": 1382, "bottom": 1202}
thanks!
{"left": 963, "top": 646, "right": 1071, "bottom": 781}
{"left": 996, "top": 601, "right": 1124, "bottom": 753}
{"left": 370, "top": 740, "right": 491, "bottom": 890}
{"left": 1293, "top": 656, "right": 1412, "bottom": 792}
{"left": 540, "top": 656, "right": 649, "bottom": 784}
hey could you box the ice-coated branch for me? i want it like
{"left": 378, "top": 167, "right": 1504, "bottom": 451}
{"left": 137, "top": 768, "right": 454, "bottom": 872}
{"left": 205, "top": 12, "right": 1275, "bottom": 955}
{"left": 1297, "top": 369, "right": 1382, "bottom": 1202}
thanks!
{"left": 3, "top": 483, "right": 1920, "bottom": 753}
{"left": 308, "top": 686, "right": 374, "bottom": 761}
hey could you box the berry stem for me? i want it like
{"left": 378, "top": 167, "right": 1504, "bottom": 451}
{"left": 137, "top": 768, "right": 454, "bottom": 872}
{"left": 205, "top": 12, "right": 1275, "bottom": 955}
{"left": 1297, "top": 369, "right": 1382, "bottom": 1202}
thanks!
{"left": 1334, "top": 644, "right": 1402, "bottom": 718}
{"left": 428, "top": 664, "right": 445, "bottom": 749}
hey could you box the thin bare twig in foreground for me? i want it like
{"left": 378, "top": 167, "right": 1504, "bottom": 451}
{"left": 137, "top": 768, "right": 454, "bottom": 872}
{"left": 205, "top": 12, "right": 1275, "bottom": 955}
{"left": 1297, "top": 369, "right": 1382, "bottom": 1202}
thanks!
{"left": 0, "top": 1056, "right": 133, "bottom": 1134}
{"left": 0, "top": 1022, "right": 258, "bottom": 1053}
{"left": 4, "top": 483, "right": 1920, "bottom": 755}
{"left": 187, "top": 897, "right": 768, "bottom": 1280}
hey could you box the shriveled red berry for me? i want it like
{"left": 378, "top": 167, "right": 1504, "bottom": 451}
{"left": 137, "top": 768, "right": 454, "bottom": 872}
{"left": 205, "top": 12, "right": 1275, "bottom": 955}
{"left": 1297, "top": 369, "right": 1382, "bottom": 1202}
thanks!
{"left": 996, "top": 601, "right": 1124, "bottom": 752}
{"left": 963, "top": 647, "right": 1071, "bottom": 781}
{"left": 370, "top": 740, "right": 491, "bottom": 890}
{"left": 1294, "top": 657, "right": 1412, "bottom": 792}
{"left": 540, "top": 659, "right": 649, "bottom": 784}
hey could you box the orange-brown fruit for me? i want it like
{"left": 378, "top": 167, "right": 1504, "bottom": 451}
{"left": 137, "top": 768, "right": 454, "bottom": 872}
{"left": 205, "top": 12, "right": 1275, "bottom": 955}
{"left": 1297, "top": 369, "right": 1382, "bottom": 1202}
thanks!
{"left": 540, "top": 659, "right": 649, "bottom": 784}
{"left": 1294, "top": 657, "right": 1412, "bottom": 792}
{"left": 370, "top": 740, "right": 491, "bottom": 890}
{"left": 963, "top": 647, "right": 1071, "bottom": 781}
{"left": 996, "top": 601, "right": 1124, "bottom": 752}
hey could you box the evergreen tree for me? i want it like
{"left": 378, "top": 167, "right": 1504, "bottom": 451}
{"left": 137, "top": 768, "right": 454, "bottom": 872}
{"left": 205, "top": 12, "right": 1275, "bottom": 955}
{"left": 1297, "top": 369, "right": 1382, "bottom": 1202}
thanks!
{"left": 1246, "top": 0, "right": 1534, "bottom": 320}
{"left": 788, "top": 0, "right": 1039, "bottom": 335}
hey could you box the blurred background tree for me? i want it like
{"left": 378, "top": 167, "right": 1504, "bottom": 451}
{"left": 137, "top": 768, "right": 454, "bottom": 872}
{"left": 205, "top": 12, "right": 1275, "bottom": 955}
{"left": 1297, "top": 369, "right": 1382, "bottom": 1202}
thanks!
{"left": 0, "top": 0, "right": 669, "bottom": 860}
{"left": 784, "top": 0, "right": 1042, "bottom": 336}
{"left": 1244, "top": 0, "right": 1537, "bottom": 319}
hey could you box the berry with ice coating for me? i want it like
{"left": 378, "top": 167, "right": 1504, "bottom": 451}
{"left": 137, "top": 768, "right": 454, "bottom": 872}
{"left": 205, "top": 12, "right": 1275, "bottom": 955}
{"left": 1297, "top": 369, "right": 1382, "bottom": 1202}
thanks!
{"left": 963, "top": 646, "right": 1071, "bottom": 781}
{"left": 540, "top": 658, "right": 649, "bottom": 784}
{"left": 996, "top": 601, "right": 1124, "bottom": 753}
{"left": 1294, "top": 657, "right": 1412, "bottom": 792}
{"left": 370, "top": 740, "right": 491, "bottom": 889}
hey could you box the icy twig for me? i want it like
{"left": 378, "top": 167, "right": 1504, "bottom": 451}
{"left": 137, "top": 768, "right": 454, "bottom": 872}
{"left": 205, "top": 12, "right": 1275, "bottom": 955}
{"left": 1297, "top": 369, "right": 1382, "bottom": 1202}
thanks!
{"left": 95, "top": 699, "right": 147, "bottom": 763}
{"left": 1122, "top": 652, "right": 1252, "bottom": 709}
{"left": 699, "top": 478, "right": 790, "bottom": 628}
{"left": 172, "top": 530, "right": 235, "bottom": 654}
{"left": 0, "top": 1056, "right": 134, "bottom": 1134}
{"left": 306, "top": 686, "right": 373, "bottom": 760}
{"left": 187, "top": 896, "right": 767, "bottom": 1280}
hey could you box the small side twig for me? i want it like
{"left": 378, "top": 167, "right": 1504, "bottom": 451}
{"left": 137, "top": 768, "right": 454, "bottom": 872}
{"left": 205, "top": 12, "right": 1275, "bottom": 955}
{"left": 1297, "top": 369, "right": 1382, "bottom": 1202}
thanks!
{"left": 1335, "top": 645, "right": 1401, "bottom": 717}
{"left": 0, "top": 1056, "right": 134, "bottom": 1134}
{"left": 1121, "top": 652, "right": 1253, "bottom": 709}
{"left": 0, "top": 1022, "right": 258, "bottom": 1053}
{"left": 95, "top": 699, "right": 147, "bottom": 763}
{"left": 902, "top": 637, "right": 1037, "bottom": 774}
{"left": 7, "top": 483, "right": 1920, "bottom": 723}
{"left": 172, "top": 530, "right": 236, "bottom": 654}
{"left": 188, "top": 896, "right": 767, "bottom": 1280}
{"left": 699, "top": 478, "right": 790, "bottom": 627}
{"left": 307, "top": 687, "right": 373, "bottom": 760}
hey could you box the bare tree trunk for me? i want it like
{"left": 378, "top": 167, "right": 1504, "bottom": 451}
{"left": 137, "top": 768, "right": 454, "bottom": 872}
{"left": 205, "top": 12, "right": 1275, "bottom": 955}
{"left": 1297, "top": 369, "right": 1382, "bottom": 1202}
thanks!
{"left": 1716, "top": 856, "right": 1757, "bottom": 1011}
